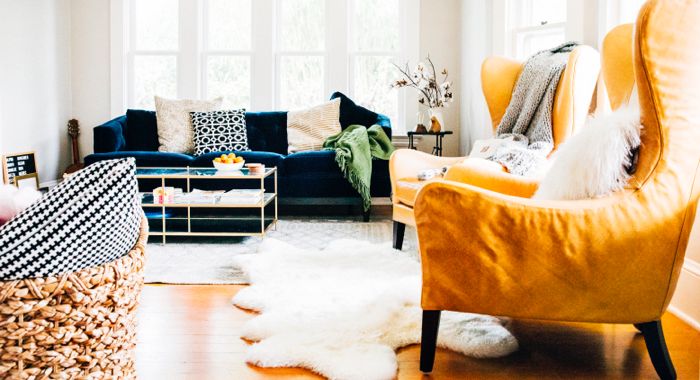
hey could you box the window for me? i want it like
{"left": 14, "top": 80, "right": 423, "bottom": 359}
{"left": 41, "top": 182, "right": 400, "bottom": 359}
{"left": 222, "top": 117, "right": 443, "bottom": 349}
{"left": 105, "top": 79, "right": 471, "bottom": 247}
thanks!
{"left": 276, "top": 0, "right": 326, "bottom": 110}
{"left": 115, "top": 0, "right": 419, "bottom": 134}
{"left": 507, "top": 0, "right": 567, "bottom": 60}
{"left": 350, "top": 0, "right": 401, "bottom": 127}
{"left": 204, "top": 0, "right": 252, "bottom": 109}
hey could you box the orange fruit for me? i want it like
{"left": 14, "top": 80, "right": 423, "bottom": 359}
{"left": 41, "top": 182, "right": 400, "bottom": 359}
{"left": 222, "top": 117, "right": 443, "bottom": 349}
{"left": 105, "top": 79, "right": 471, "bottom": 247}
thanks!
{"left": 225, "top": 158, "right": 234, "bottom": 164}
{"left": 234, "top": 157, "right": 244, "bottom": 163}
{"left": 214, "top": 158, "right": 221, "bottom": 163}
{"left": 228, "top": 153, "right": 236, "bottom": 158}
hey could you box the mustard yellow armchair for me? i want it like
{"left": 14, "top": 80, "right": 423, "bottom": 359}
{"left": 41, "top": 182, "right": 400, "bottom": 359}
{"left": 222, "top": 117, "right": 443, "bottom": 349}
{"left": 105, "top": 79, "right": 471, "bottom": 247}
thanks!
{"left": 415, "top": 2, "right": 700, "bottom": 379}
{"left": 389, "top": 44, "right": 600, "bottom": 250}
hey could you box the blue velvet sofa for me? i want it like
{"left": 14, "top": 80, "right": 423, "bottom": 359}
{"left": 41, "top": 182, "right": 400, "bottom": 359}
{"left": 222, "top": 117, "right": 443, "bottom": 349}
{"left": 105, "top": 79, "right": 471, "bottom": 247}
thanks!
{"left": 84, "top": 93, "right": 392, "bottom": 217}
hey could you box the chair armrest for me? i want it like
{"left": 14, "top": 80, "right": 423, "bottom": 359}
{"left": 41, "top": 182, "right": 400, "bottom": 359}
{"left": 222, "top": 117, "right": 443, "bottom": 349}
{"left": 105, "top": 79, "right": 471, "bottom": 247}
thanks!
{"left": 94, "top": 116, "right": 127, "bottom": 153}
{"left": 444, "top": 158, "right": 539, "bottom": 198}
{"left": 389, "top": 149, "right": 464, "bottom": 197}
{"left": 414, "top": 181, "right": 675, "bottom": 324}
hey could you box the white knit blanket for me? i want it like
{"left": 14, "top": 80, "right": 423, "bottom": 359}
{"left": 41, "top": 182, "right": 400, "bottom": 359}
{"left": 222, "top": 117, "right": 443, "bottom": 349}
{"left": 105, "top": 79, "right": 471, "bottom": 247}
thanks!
{"left": 491, "top": 42, "right": 578, "bottom": 176}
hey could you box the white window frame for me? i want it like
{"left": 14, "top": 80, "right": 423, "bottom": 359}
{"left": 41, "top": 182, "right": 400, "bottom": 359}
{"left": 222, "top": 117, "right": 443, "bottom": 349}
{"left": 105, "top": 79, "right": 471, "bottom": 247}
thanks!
{"left": 201, "top": 0, "right": 253, "bottom": 109}
{"left": 506, "top": 0, "right": 567, "bottom": 60}
{"left": 110, "top": 0, "right": 419, "bottom": 135}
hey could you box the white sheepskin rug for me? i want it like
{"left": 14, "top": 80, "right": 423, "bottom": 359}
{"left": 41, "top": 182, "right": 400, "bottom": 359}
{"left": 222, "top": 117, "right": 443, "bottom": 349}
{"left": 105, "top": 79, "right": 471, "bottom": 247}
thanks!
{"left": 231, "top": 238, "right": 518, "bottom": 380}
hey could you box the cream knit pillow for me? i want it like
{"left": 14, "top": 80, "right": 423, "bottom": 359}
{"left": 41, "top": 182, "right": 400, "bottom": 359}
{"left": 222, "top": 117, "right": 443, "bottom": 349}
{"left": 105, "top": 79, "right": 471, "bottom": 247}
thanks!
{"left": 287, "top": 98, "right": 342, "bottom": 153}
{"left": 155, "top": 96, "right": 223, "bottom": 153}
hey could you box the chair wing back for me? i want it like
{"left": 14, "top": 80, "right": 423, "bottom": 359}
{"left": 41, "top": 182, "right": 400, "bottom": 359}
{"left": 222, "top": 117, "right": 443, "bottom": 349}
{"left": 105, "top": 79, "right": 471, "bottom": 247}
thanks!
{"left": 631, "top": 0, "right": 700, "bottom": 310}
{"left": 480, "top": 46, "right": 600, "bottom": 149}
{"left": 602, "top": 24, "right": 636, "bottom": 110}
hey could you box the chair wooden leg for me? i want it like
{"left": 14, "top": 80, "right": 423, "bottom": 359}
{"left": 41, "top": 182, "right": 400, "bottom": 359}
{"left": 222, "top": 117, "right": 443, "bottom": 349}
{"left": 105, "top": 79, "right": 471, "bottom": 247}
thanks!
{"left": 636, "top": 321, "right": 677, "bottom": 380}
{"left": 392, "top": 221, "right": 405, "bottom": 250}
{"left": 420, "top": 310, "right": 441, "bottom": 373}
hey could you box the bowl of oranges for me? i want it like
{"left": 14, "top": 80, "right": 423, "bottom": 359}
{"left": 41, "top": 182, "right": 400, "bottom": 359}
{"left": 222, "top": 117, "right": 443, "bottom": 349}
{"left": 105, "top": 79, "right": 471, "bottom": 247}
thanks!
{"left": 213, "top": 153, "right": 245, "bottom": 172}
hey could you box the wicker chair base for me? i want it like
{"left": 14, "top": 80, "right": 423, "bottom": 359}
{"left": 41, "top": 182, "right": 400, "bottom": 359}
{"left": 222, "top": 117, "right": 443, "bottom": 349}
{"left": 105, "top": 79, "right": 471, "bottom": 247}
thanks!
{"left": 0, "top": 219, "right": 148, "bottom": 379}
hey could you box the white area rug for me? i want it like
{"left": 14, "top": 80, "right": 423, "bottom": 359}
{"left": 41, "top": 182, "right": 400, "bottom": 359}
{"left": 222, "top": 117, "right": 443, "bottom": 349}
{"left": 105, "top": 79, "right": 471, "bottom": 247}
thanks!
{"left": 232, "top": 238, "right": 518, "bottom": 380}
{"left": 145, "top": 219, "right": 414, "bottom": 284}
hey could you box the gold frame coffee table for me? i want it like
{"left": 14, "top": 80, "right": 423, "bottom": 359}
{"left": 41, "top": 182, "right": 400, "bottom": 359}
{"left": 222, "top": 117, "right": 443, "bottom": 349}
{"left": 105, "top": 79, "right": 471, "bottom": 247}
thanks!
{"left": 136, "top": 167, "right": 278, "bottom": 243}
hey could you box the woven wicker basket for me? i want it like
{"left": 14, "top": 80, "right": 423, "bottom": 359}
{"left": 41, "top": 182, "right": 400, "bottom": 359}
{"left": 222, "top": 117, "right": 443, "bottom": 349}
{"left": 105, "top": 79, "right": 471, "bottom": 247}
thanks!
{"left": 0, "top": 218, "right": 148, "bottom": 379}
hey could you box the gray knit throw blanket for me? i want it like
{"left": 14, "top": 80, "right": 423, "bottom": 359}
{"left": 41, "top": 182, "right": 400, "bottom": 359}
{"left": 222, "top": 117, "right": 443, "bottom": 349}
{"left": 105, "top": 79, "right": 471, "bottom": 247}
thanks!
{"left": 490, "top": 42, "right": 578, "bottom": 176}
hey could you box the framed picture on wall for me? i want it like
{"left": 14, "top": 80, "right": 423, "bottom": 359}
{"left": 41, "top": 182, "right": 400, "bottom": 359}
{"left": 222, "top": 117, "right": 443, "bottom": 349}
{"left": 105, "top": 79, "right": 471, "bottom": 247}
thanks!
{"left": 2, "top": 151, "right": 40, "bottom": 189}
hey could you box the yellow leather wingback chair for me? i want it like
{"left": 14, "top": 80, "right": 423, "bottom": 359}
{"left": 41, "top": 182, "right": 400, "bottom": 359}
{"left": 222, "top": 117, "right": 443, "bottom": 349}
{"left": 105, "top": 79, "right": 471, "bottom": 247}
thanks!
{"left": 389, "top": 45, "right": 600, "bottom": 250}
{"left": 415, "top": 2, "right": 700, "bottom": 379}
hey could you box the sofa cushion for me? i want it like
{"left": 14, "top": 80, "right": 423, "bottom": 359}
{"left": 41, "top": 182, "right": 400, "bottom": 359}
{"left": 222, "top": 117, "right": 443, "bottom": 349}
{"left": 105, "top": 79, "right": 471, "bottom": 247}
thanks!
{"left": 280, "top": 173, "right": 358, "bottom": 198}
{"left": 283, "top": 150, "right": 338, "bottom": 175}
{"left": 0, "top": 158, "right": 141, "bottom": 280}
{"left": 85, "top": 151, "right": 194, "bottom": 168}
{"left": 245, "top": 112, "right": 288, "bottom": 155}
{"left": 192, "top": 151, "right": 285, "bottom": 169}
{"left": 125, "top": 109, "right": 159, "bottom": 151}
{"left": 191, "top": 109, "right": 250, "bottom": 155}
{"left": 331, "top": 92, "right": 380, "bottom": 130}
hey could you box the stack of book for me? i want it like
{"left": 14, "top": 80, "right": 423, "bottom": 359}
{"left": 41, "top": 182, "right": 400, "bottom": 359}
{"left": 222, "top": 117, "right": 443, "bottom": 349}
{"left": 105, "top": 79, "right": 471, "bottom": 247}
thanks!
{"left": 218, "top": 189, "right": 264, "bottom": 205}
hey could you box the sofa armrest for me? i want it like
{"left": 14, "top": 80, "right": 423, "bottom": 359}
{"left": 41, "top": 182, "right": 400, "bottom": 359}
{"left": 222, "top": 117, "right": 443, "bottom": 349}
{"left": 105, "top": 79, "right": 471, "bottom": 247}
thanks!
{"left": 375, "top": 114, "right": 392, "bottom": 140}
{"left": 94, "top": 116, "right": 127, "bottom": 153}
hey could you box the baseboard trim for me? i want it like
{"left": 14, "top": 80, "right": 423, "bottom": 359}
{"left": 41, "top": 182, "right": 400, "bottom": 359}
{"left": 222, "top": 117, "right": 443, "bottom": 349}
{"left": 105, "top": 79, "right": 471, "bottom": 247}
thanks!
{"left": 669, "top": 258, "right": 700, "bottom": 331}
{"left": 40, "top": 179, "right": 59, "bottom": 189}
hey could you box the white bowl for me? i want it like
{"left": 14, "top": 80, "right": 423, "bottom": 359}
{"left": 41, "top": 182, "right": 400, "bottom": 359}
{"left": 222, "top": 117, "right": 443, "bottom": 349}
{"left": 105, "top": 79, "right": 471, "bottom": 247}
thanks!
{"left": 213, "top": 160, "right": 245, "bottom": 172}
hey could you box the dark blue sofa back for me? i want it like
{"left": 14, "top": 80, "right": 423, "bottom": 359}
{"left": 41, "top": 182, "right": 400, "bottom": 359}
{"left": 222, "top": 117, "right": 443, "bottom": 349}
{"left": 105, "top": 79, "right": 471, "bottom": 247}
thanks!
{"left": 93, "top": 93, "right": 391, "bottom": 155}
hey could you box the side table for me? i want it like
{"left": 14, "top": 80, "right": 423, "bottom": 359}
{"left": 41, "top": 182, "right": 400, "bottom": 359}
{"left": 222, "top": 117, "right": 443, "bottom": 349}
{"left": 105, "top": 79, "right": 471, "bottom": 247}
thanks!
{"left": 407, "top": 131, "right": 453, "bottom": 156}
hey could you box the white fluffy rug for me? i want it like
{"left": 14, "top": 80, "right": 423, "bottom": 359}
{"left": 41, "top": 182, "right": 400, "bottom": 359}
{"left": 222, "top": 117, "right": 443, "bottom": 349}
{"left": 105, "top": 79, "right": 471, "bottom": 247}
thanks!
{"left": 231, "top": 238, "right": 518, "bottom": 380}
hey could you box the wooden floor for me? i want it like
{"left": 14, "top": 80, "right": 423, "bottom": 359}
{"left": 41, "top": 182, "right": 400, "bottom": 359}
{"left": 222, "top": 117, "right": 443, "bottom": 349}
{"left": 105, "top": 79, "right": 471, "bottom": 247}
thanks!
{"left": 135, "top": 285, "right": 700, "bottom": 379}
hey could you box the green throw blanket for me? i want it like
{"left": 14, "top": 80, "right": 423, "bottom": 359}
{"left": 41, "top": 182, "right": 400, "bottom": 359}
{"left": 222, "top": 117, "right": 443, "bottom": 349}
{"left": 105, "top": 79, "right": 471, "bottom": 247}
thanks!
{"left": 323, "top": 125, "right": 395, "bottom": 211}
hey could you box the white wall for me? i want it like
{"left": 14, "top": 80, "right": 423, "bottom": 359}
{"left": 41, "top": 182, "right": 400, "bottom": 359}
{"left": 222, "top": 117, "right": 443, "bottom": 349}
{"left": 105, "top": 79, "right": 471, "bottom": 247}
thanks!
{"left": 0, "top": 0, "right": 72, "bottom": 185}
{"left": 415, "top": 0, "right": 462, "bottom": 157}
{"left": 460, "top": 0, "right": 493, "bottom": 155}
{"left": 71, "top": 0, "right": 112, "bottom": 157}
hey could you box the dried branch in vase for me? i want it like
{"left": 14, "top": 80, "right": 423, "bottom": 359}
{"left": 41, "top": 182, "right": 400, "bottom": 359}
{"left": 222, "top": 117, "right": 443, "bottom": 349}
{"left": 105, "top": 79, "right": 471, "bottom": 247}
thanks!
{"left": 391, "top": 55, "right": 454, "bottom": 109}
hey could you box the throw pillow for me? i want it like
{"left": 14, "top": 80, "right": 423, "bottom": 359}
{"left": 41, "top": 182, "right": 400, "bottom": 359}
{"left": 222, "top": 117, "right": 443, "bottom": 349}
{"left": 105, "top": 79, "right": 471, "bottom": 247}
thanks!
{"left": 0, "top": 158, "right": 142, "bottom": 280}
{"left": 330, "top": 92, "right": 379, "bottom": 129}
{"left": 0, "top": 185, "right": 42, "bottom": 226}
{"left": 155, "top": 96, "right": 223, "bottom": 153}
{"left": 191, "top": 109, "right": 250, "bottom": 155}
{"left": 287, "top": 98, "right": 342, "bottom": 153}
{"left": 534, "top": 105, "right": 642, "bottom": 200}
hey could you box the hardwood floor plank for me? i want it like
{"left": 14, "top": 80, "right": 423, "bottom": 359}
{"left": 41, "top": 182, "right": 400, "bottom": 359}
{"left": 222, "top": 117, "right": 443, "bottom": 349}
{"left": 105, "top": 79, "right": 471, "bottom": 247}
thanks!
{"left": 135, "top": 284, "right": 700, "bottom": 379}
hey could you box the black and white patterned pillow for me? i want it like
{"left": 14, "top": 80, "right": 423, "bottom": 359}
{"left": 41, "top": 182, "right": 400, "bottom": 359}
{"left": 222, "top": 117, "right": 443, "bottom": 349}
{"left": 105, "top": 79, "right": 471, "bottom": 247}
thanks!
{"left": 0, "top": 158, "right": 142, "bottom": 281}
{"left": 191, "top": 109, "right": 250, "bottom": 155}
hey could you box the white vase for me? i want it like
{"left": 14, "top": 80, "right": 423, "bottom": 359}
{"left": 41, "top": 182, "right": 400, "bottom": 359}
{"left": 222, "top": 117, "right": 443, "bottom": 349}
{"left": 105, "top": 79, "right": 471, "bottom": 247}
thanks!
{"left": 429, "top": 108, "right": 444, "bottom": 133}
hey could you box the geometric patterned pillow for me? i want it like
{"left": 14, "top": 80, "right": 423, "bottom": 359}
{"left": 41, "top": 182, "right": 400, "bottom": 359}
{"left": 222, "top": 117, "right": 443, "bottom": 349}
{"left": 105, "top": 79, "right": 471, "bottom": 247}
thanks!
{"left": 190, "top": 109, "right": 250, "bottom": 155}
{"left": 0, "top": 158, "right": 142, "bottom": 280}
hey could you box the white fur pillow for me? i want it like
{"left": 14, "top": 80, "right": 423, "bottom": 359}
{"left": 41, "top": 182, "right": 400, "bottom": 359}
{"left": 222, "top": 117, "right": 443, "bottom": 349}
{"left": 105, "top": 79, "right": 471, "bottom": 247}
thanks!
{"left": 0, "top": 185, "right": 42, "bottom": 226}
{"left": 534, "top": 105, "right": 642, "bottom": 200}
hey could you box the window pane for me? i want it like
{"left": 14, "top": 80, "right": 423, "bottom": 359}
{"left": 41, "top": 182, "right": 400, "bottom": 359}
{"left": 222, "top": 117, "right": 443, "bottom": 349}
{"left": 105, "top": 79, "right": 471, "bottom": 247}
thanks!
{"left": 277, "top": 0, "right": 325, "bottom": 51}
{"left": 208, "top": 0, "right": 251, "bottom": 50}
{"left": 207, "top": 55, "right": 251, "bottom": 109}
{"left": 517, "top": 28, "right": 566, "bottom": 60}
{"left": 134, "top": 0, "right": 178, "bottom": 50}
{"left": 529, "top": 0, "right": 566, "bottom": 26}
{"left": 353, "top": 0, "right": 400, "bottom": 52}
{"left": 354, "top": 56, "right": 398, "bottom": 127}
{"left": 278, "top": 56, "right": 324, "bottom": 110}
{"left": 133, "top": 55, "right": 177, "bottom": 109}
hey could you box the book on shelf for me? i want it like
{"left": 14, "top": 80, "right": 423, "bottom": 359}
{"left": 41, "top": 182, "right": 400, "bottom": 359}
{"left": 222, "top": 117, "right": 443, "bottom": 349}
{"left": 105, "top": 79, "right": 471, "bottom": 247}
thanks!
{"left": 218, "top": 189, "right": 264, "bottom": 204}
